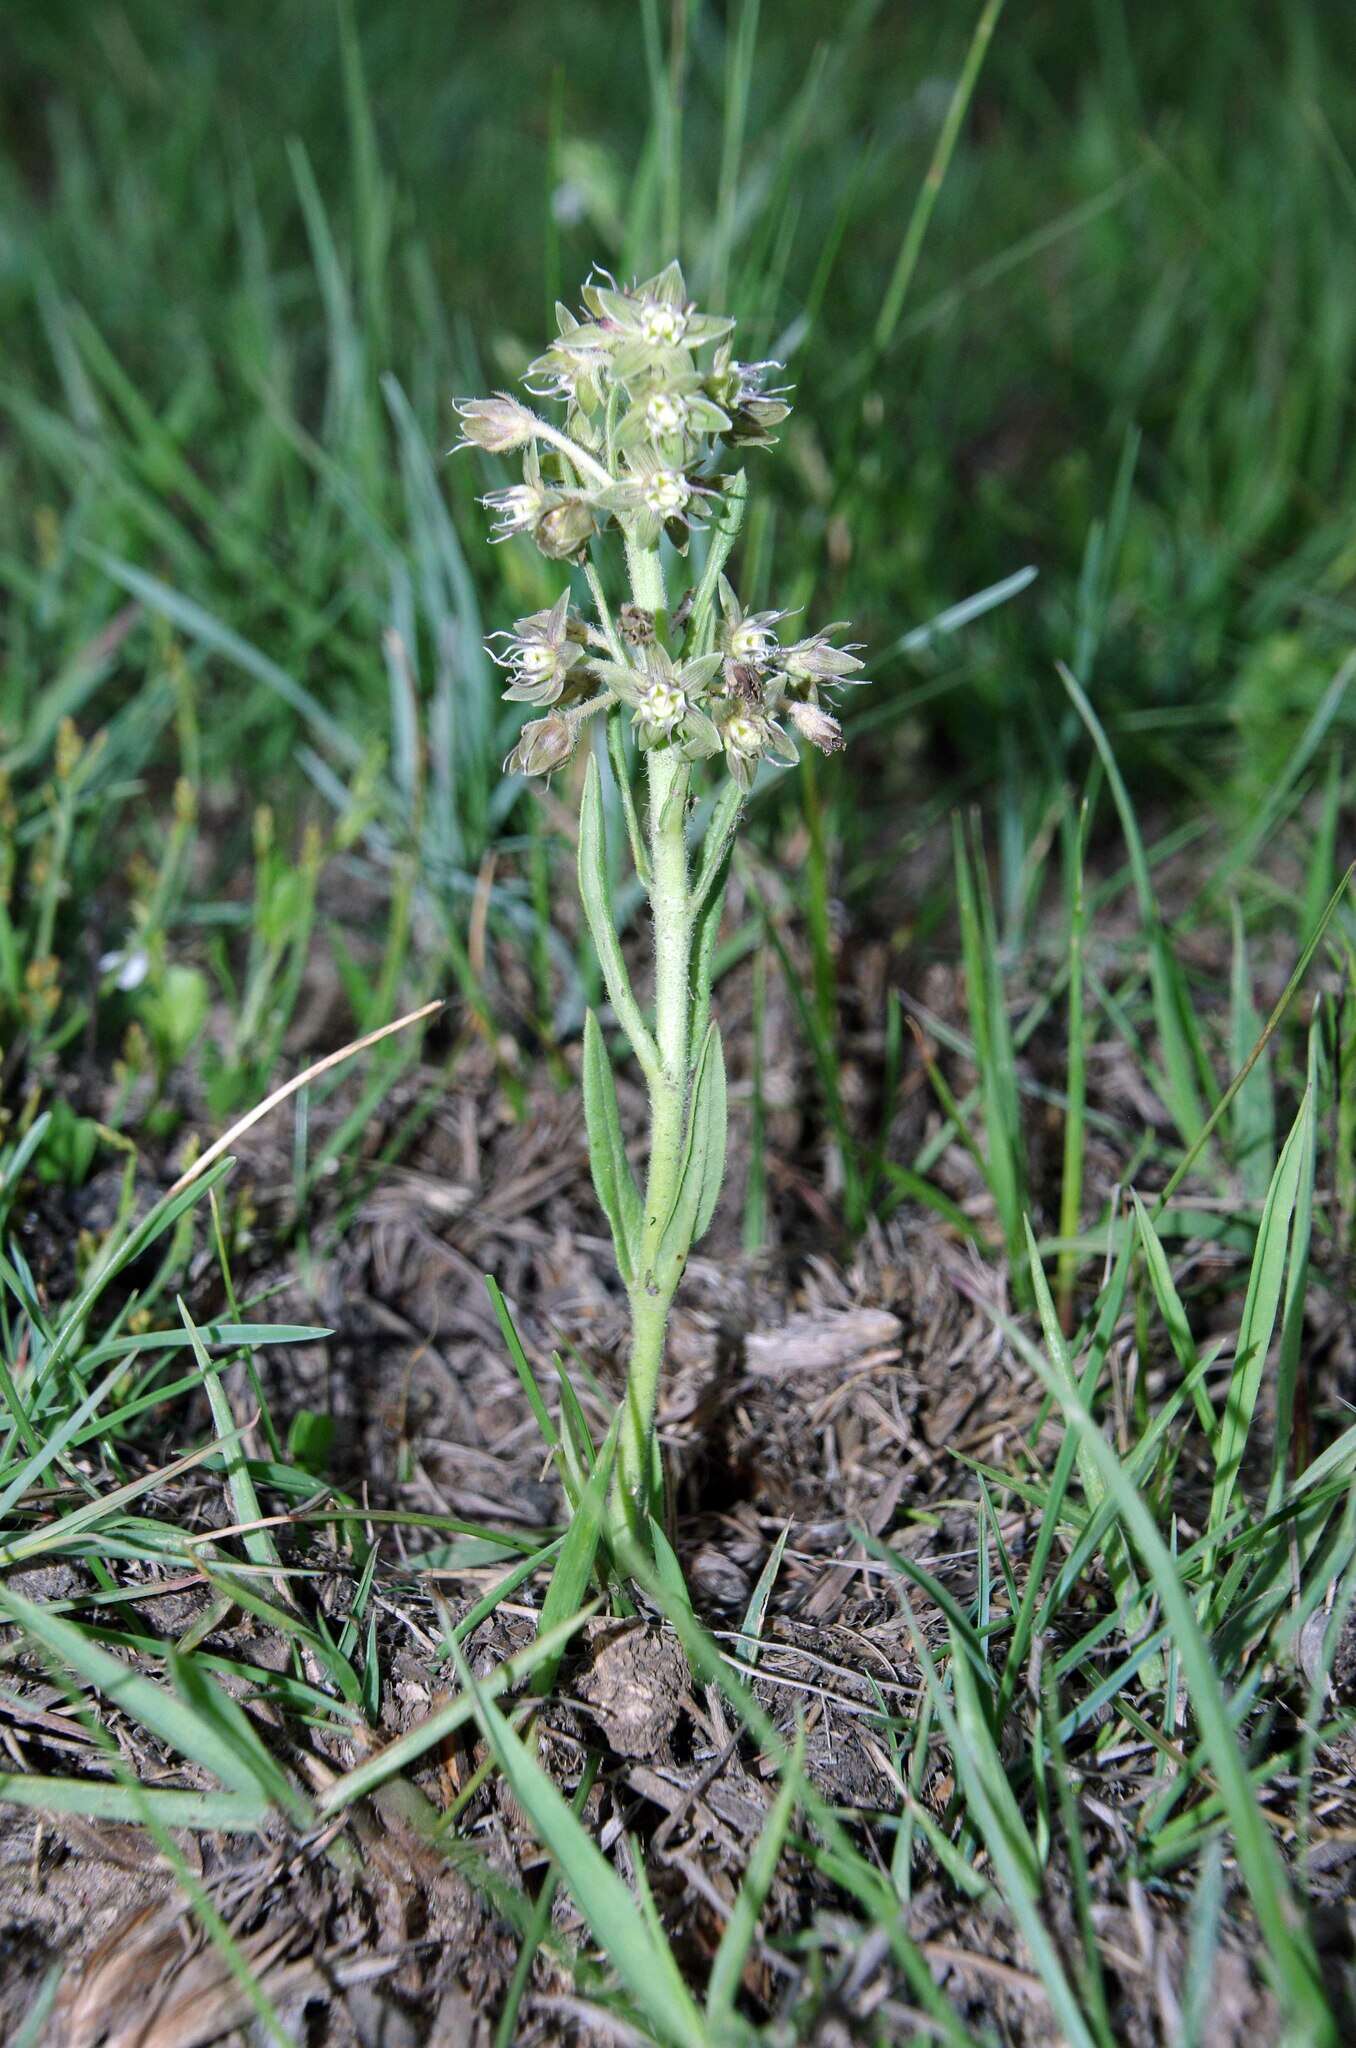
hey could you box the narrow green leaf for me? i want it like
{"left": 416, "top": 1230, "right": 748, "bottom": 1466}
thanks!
{"left": 1012, "top": 1305, "right": 1332, "bottom": 2037}
{"left": 0, "top": 1774, "right": 267, "bottom": 1830}
{"left": 1209, "top": 1087, "right": 1313, "bottom": 1542}
{"left": 579, "top": 754, "right": 660, "bottom": 1080}
{"left": 1229, "top": 904, "right": 1275, "bottom": 1200}
{"left": 1131, "top": 1192, "right": 1215, "bottom": 1444}
{"left": 736, "top": 1521, "right": 789, "bottom": 1668}
{"left": 706, "top": 1730, "right": 804, "bottom": 2023}
{"left": 0, "top": 1586, "right": 271, "bottom": 1802}
{"left": 178, "top": 1297, "right": 280, "bottom": 1579}
{"left": 582, "top": 1008, "right": 643, "bottom": 1287}
{"left": 533, "top": 1418, "right": 617, "bottom": 1696}
{"left": 1057, "top": 663, "right": 1208, "bottom": 1145}
{"left": 449, "top": 1641, "right": 709, "bottom": 2048}
{"left": 315, "top": 1603, "right": 598, "bottom": 1817}
{"left": 655, "top": 1020, "right": 726, "bottom": 1278}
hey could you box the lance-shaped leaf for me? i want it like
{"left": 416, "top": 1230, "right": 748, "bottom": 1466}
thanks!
{"left": 582, "top": 1009, "right": 643, "bottom": 1286}
{"left": 655, "top": 1021, "right": 726, "bottom": 1282}
{"left": 577, "top": 755, "right": 660, "bottom": 1080}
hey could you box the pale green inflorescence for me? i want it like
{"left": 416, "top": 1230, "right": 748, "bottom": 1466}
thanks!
{"left": 457, "top": 263, "right": 868, "bottom": 1543}
{"left": 456, "top": 261, "right": 867, "bottom": 792}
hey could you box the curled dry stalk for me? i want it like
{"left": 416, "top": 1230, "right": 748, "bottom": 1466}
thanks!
{"left": 457, "top": 261, "right": 868, "bottom": 1553}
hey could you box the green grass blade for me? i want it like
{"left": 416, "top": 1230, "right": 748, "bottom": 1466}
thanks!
{"left": 1208, "top": 1085, "right": 1313, "bottom": 1544}
{"left": 448, "top": 1636, "right": 710, "bottom": 2048}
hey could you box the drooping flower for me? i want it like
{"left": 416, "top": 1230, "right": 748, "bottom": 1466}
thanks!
{"left": 776, "top": 626, "right": 868, "bottom": 692}
{"left": 482, "top": 449, "right": 596, "bottom": 559}
{"left": 706, "top": 346, "right": 794, "bottom": 448}
{"left": 507, "top": 712, "right": 577, "bottom": 779}
{"left": 788, "top": 699, "right": 845, "bottom": 754}
{"left": 453, "top": 393, "right": 538, "bottom": 454}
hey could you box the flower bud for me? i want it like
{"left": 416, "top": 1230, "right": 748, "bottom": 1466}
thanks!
{"left": 511, "top": 714, "right": 575, "bottom": 778}
{"left": 789, "top": 700, "right": 845, "bottom": 754}
{"left": 454, "top": 394, "right": 537, "bottom": 453}
{"left": 534, "top": 496, "right": 597, "bottom": 560}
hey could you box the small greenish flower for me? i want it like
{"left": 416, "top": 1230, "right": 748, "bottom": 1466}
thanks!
{"left": 526, "top": 303, "right": 610, "bottom": 412}
{"left": 535, "top": 495, "right": 597, "bottom": 561}
{"left": 644, "top": 390, "right": 686, "bottom": 438}
{"left": 490, "top": 592, "right": 588, "bottom": 706}
{"left": 482, "top": 449, "right": 597, "bottom": 558}
{"left": 777, "top": 626, "right": 868, "bottom": 690}
{"left": 643, "top": 467, "right": 690, "bottom": 519}
{"left": 717, "top": 579, "right": 790, "bottom": 667}
{"left": 635, "top": 672, "right": 687, "bottom": 737}
{"left": 707, "top": 346, "right": 793, "bottom": 447}
{"left": 604, "top": 453, "right": 712, "bottom": 550}
{"left": 581, "top": 261, "right": 735, "bottom": 355}
{"left": 716, "top": 707, "right": 787, "bottom": 791}
{"left": 453, "top": 393, "right": 538, "bottom": 454}
{"left": 482, "top": 479, "right": 549, "bottom": 541}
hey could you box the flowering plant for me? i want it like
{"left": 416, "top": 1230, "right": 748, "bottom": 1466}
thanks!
{"left": 458, "top": 262, "right": 866, "bottom": 1548}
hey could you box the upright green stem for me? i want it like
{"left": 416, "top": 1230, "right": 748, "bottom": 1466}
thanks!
{"left": 610, "top": 543, "right": 694, "bottom": 1545}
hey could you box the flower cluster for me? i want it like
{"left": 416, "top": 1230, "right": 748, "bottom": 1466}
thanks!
{"left": 457, "top": 261, "right": 789, "bottom": 563}
{"left": 457, "top": 262, "right": 866, "bottom": 788}
{"left": 499, "top": 581, "right": 866, "bottom": 787}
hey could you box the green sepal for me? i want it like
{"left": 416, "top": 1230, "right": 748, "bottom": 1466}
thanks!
{"left": 582, "top": 1008, "right": 643, "bottom": 1287}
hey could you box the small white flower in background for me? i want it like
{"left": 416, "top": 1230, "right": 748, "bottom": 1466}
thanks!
{"left": 99, "top": 946, "right": 150, "bottom": 992}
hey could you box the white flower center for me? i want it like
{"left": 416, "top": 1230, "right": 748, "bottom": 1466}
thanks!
{"left": 725, "top": 715, "right": 763, "bottom": 755}
{"left": 640, "top": 301, "right": 687, "bottom": 346}
{"left": 643, "top": 469, "right": 689, "bottom": 517}
{"left": 646, "top": 391, "right": 687, "bottom": 436}
{"left": 639, "top": 681, "right": 685, "bottom": 729}
{"left": 518, "top": 643, "right": 557, "bottom": 679}
{"left": 730, "top": 622, "right": 773, "bottom": 660}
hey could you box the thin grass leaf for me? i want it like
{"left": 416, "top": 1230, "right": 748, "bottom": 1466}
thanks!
{"left": 895, "top": 1599, "right": 1095, "bottom": 2048}
{"left": 1057, "top": 662, "right": 1209, "bottom": 1145}
{"left": 533, "top": 1417, "right": 617, "bottom": 1696}
{"left": 448, "top": 1636, "right": 709, "bottom": 2048}
{"left": 736, "top": 1521, "right": 789, "bottom": 1668}
{"left": 0, "top": 1585, "right": 276, "bottom": 1803}
{"left": 706, "top": 1729, "right": 804, "bottom": 2024}
{"left": 1209, "top": 1085, "right": 1313, "bottom": 1545}
{"left": 1229, "top": 903, "right": 1276, "bottom": 1200}
{"left": 315, "top": 1603, "right": 598, "bottom": 1817}
{"left": 1012, "top": 1293, "right": 1332, "bottom": 2038}
{"left": 0, "top": 1774, "right": 267, "bottom": 1829}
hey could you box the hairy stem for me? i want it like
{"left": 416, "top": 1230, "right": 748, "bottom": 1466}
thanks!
{"left": 609, "top": 542, "right": 694, "bottom": 1545}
